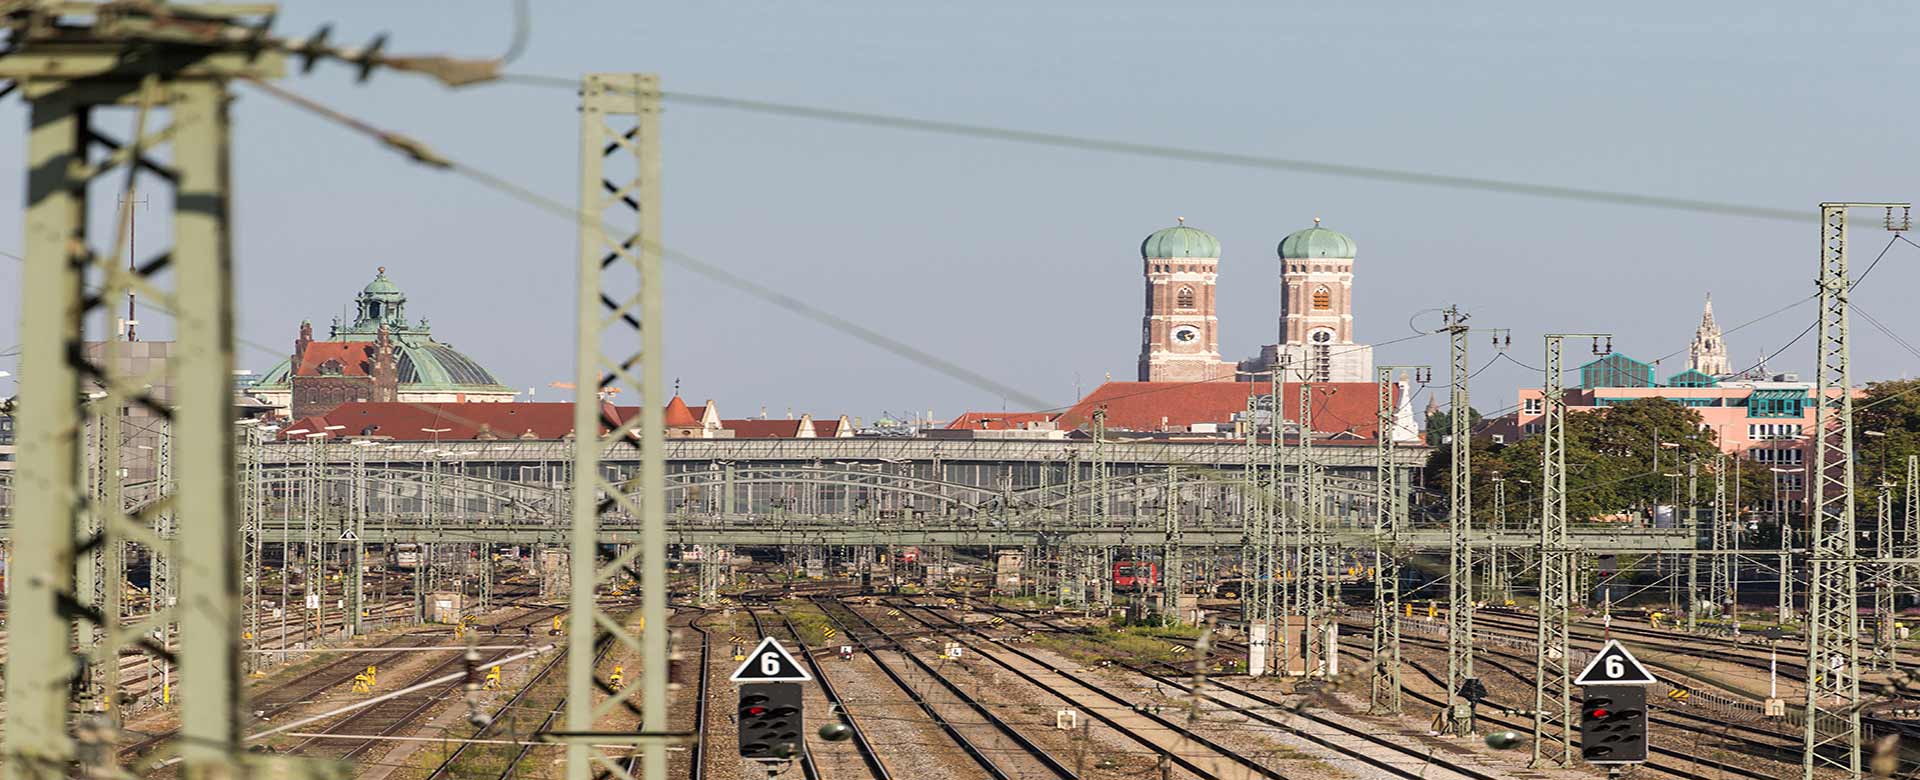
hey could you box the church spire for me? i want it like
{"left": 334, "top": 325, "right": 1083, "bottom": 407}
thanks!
{"left": 1688, "top": 292, "right": 1729, "bottom": 376}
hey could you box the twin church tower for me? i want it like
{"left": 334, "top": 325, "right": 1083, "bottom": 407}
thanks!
{"left": 1138, "top": 218, "right": 1373, "bottom": 383}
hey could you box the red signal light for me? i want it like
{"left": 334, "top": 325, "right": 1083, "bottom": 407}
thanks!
{"left": 1588, "top": 708, "right": 1610, "bottom": 719}
{"left": 744, "top": 706, "right": 768, "bottom": 716}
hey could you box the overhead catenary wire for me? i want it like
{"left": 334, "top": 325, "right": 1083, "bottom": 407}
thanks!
{"left": 240, "top": 77, "right": 1053, "bottom": 412}
{"left": 496, "top": 74, "right": 1807, "bottom": 224}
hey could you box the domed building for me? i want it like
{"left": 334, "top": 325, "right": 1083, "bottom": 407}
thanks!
{"left": 1237, "top": 219, "right": 1374, "bottom": 383}
{"left": 1137, "top": 219, "right": 1235, "bottom": 382}
{"left": 252, "top": 268, "right": 516, "bottom": 418}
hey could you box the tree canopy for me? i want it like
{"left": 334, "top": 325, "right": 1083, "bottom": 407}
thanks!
{"left": 1424, "top": 397, "right": 1770, "bottom": 524}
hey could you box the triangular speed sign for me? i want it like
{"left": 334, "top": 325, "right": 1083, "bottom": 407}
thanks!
{"left": 1573, "top": 639, "right": 1657, "bottom": 686}
{"left": 731, "top": 637, "right": 812, "bottom": 683}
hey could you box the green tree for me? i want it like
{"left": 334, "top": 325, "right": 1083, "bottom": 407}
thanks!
{"left": 1423, "top": 406, "right": 1483, "bottom": 443}
{"left": 1855, "top": 378, "right": 1920, "bottom": 492}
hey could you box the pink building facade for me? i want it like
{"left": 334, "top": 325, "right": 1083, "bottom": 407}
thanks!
{"left": 1501, "top": 353, "right": 1825, "bottom": 516}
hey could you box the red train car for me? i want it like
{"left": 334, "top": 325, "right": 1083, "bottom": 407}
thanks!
{"left": 1113, "top": 560, "right": 1159, "bottom": 591}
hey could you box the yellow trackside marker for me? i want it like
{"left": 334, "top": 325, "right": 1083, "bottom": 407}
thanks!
{"left": 485, "top": 666, "right": 502, "bottom": 690}
{"left": 1405, "top": 603, "right": 1414, "bottom": 618}
{"left": 609, "top": 665, "right": 624, "bottom": 687}
{"left": 553, "top": 616, "right": 564, "bottom": 632}
{"left": 1427, "top": 602, "right": 1437, "bottom": 619}
{"left": 367, "top": 665, "right": 378, "bottom": 686}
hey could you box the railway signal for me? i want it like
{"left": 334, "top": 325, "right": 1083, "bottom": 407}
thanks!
{"left": 1573, "top": 640, "right": 1654, "bottom": 766}
{"left": 1577, "top": 686, "right": 1648, "bottom": 764}
{"left": 732, "top": 637, "right": 812, "bottom": 683}
{"left": 737, "top": 683, "right": 805, "bottom": 761}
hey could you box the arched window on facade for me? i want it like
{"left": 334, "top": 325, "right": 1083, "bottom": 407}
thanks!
{"left": 1312, "top": 285, "right": 1331, "bottom": 310}
{"left": 1176, "top": 286, "right": 1195, "bottom": 309}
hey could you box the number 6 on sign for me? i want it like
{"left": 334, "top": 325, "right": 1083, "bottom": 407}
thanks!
{"left": 1573, "top": 639, "right": 1657, "bottom": 686}
{"left": 731, "top": 637, "right": 812, "bottom": 683}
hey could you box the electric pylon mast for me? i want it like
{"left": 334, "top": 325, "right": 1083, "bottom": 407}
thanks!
{"left": 1710, "top": 452, "right": 1734, "bottom": 618}
{"left": 1532, "top": 331, "right": 1608, "bottom": 768}
{"left": 566, "top": 73, "right": 669, "bottom": 780}
{"left": 1443, "top": 306, "right": 1475, "bottom": 736}
{"left": 1803, "top": 202, "right": 1906, "bottom": 780}
{"left": 1372, "top": 364, "right": 1427, "bottom": 713}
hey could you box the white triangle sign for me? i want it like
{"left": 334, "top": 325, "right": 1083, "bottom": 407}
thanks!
{"left": 339, "top": 529, "right": 358, "bottom": 542}
{"left": 1573, "top": 639, "right": 1657, "bottom": 686}
{"left": 730, "top": 637, "right": 812, "bottom": 683}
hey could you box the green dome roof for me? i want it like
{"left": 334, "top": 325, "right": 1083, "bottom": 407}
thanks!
{"left": 254, "top": 336, "right": 509, "bottom": 393}
{"left": 1140, "top": 222, "right": 1220, "bottom": 260}
{"left": 1278, "top": 223, "right": 1356, "bottom": 259}
{"left": 363, "top": 267, "right": 403, "bottom": 297}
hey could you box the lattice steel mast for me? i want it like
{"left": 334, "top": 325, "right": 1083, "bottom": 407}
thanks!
{"left": 566, "top": 73, "right": 668, "bottom": 780}
{"left": 1442, "top": 305, "right": 1475, "bottom": 736}
{"left": 1298, "top": 381, "right": 1333, "bottom": 674}
{"left": 1803, "top": 203, "right": 1906, "bottom": 780}
{"left": 1710, "top": 452, "right": 1734, "bottom": 619}
{"left": 0, "top": 8, "right": 274, "bottom": 772}
{"left": 1372, "top": 365, "right": 1426, "bottom": 712}
{"left": 1532, "top": 332, "right": 1606, "bottom": 768}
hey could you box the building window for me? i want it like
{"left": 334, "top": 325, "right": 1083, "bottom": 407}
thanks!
{"left": 1747, "top": 389, "right": 1807, "bottom": 418}
{"left": 1523, "top": 422, "right": 1543, "bottom": 435}
{"left": 1176, "top": 286, "right": 1195, "bottom": 309}
{"left": 1524, "top": 398, "right": 1543, "bottom": 415}
{"left": 1312, "top": 285, "right": 1331, "bottom": 311}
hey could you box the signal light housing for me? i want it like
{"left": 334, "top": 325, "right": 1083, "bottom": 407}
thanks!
{"left": 738, "top": 683, "right": 806, "bottom": 761}
{"left": 1579, "top": 686, "right": 1648, "bottom": 765}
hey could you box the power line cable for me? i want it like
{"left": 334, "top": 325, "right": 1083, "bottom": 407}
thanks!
{"left": 496, "top": 74, "right": 1807, "bottom": 224}
{"left": 233, "top": 78, "right": 1053, "bottom": 411}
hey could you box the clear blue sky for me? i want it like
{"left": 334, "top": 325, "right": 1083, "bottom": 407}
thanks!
{"left": 4, "top": 2, "right": 1918, "bottom": 420}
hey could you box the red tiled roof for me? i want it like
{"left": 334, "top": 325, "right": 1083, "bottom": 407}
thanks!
{"left": 294, "top": 341, "right": 378, "bottom": 377}
{"left": 723, "top": 419, "right": 804, "bottom": 439}
{"left": 1053, "top": 381, "right": 1394, "bottom": 438}
{"left": 664, "top": 396, "right": 698, "bottom": 427}
{"left": 279, "top": 401, "right": 643, "bottom": 441}
{"left": 946, "top": 411, "right": 1057, "bottom": 430}
{"left": 813, "top": 419, "right": 840, "bottom": 437}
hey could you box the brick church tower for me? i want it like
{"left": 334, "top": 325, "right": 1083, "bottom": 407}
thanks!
{"left": 1241, "top": 219, "right": 1374, "bottom": 382}
{"left": 1138, "top": 219, "right": 1231, "bottom": 382}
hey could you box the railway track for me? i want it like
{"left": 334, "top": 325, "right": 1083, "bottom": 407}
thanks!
{"left": 810, "top": 597, "right": 1072, "bottom": 780}
{"left": 882, "top": 598, "right": 1289, "bottom": 780}
{"left": 276, "top": 605, "right": 567, "bottom": 765}
{"left": 932, "top": 601, "right": 1518, "bottom": 780}
{"left": 969, "top": 599, "right": 1788, "bottom": 780}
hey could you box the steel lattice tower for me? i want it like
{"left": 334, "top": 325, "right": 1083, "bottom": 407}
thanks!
{"left": 1443, "top": 306, "right": 1475, "bottom": 736}
{"left": 1710, "top": 452, "right": 1734, "bottom": 619}
{"left": 1803, "top": 203, "right": 1905, "bottom": 780}
{"left": 1873, "top": 481, "right": 1895, "bottom": 668}
{"left": 1298, "top": 381, "right": 1333, "bottom": 674}
{"left": 1, "top": 14, "right": 272, "bottom": 774}
{"left": 1372, "top": 365, "right": 1424, "bottom": 712}
{"left": 567, "top": 73, "right": 669, "bottom": 780}
{"left": 1162, "top": 466, "right": 1183, "bottom": 617}
{"left": 1532, "top": 333, "right": 1604, "bottom": 767}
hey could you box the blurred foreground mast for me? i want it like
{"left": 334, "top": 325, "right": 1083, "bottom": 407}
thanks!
{"left": 566, "top": 73, "right": 669, "bottom": 780}
{"left": 1, "top": 5, "right": 282, "bottom": 776}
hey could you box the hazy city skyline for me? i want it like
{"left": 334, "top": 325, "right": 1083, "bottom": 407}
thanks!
{"left": 2, "top": 2, "right": 1915, "bottom": 418}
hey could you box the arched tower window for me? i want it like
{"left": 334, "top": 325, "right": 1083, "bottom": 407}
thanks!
{"left": 1176, "top": 286, "right": 1196, "bottom": 309}
{"left": 1312, "top": 285, "right": 1331, "bottom": 311}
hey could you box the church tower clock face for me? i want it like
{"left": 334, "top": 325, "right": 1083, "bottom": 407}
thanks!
{"left": 1172, "top": 325, "right": 1200, "bottom": 345}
